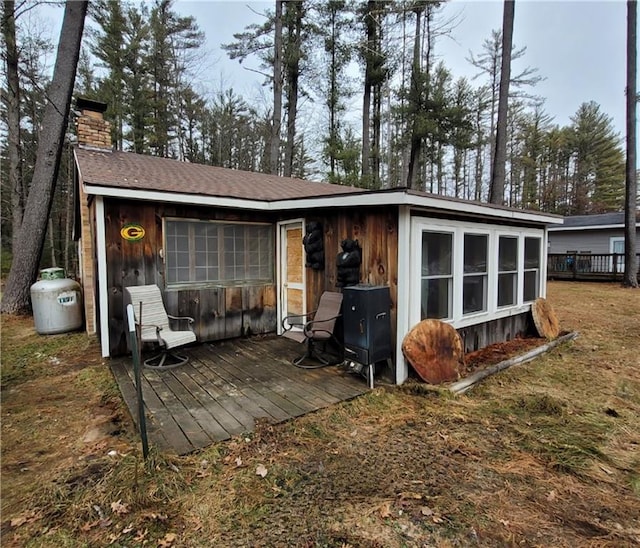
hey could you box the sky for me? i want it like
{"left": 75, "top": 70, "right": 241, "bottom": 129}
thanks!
{"left": 35, "top": 0, "right": 632, "bottom": 140}
{"left": 172, "top": 0, "right": 631, "bottom": 137}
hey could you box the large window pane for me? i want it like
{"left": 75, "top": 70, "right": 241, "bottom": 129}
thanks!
{"left": 499, "top": 236, "right": 518, "bottom": 271}
{"left": 420, "top": 231, "right": 453, "bottom": 319}
{"left": 464, "top": 234, "right": 487, "bottom": 273}
{"left": 523, "top": 237, "right": 541, "bottom": 301}
{"left": 422, "top": 232, "right": 452, "bottom": 276}
{"left": 523, "top": 271, "right": 538, "bottom": 302}
{"left": 498, "top": 236, "right": 518, "bottom": 307}
{"left": 463, "top": 234, "right": 488, "bottom": 314}
{"left": 421, "top": 278, "right": 451, "bottom": 320}
{"left": 165, "top": 220, "right": 273, "bottom": 285}
{"left": 463, "top": 276, "right": 486, "bottom": 314}
{"left": 498, "top": 273, "right": 516, "bottom": 307}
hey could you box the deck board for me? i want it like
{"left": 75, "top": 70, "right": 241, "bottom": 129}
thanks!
{"left": 110, "top": 335, "right": 369, "bottom": 454}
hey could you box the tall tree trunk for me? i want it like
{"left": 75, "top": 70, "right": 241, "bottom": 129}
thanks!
{"left": 624, "top": 0, "right": 638, "bottom": 287}
{"left": 64, "top": 144, "right": 73, "bottom": 275}
{"left": 283, "top": 0, "right": 302, "bottom": 178}
{"left": 489, "top": 0, "right": 515, "bottom": 205}
{"left": 406, "top": 6, "right": 422, "bottom": 189}
{"left": 361, "top": 0, "right": 376, "bottom": 184}
{"left": 2, "top": 0, "right": 23, "bottom": 254}
{"left": 1, "top": 0, "right": 88, "bottom": 314}
{"left": 271, "top": 0, "right": 284, "bottom": 175}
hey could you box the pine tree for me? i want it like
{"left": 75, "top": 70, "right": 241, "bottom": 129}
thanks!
{"left": 570, "top": 101, "right": 625, "bottom": 214}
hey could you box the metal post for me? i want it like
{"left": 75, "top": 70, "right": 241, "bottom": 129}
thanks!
{"left": 127, "top": 304, "right": 149, "bottom": 460}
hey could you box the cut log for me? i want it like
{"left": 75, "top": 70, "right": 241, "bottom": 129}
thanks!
{"left": 532, "top": 298, "right": 560, "bottom": 339}
{"left": 402, "top": 319, "right": 465, "bottom": 384}
{"left": 449, "top": 331, "right": 579, "bottom": 394}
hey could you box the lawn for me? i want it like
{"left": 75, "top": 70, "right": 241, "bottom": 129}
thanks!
{"left": 1, "top": 281, "right": 639, "bottom": 547}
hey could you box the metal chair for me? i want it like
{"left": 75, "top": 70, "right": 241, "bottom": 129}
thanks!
{"left": 125, "top": 284, "right": 196, "bottom": 370}
{"left": 282, "top": 291, "right": 343, "bottom": 368}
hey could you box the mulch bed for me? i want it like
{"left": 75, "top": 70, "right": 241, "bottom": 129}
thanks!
{"left": 463, "top": 336, "right": 547, "bottom": 374}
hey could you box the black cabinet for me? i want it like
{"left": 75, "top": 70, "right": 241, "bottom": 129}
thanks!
{"left": 342, "top": 285, "right": 392, "bottom": 386}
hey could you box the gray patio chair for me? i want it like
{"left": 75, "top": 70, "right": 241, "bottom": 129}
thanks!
{"left": 282, "top": 291, "right": 343, "bottom": 368}
{"left": 125, "top": 284, "right": 196, "bottom": 369}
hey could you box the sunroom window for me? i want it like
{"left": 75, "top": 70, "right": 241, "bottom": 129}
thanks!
{"left": 165, "top": 220, "right": 273, "bottom": 285}
{"left": 463, "top": 233, "right": 488, "bottom": 314}
{"left": 498, "top": 236, "right": 518, "bottom": 307}
{"left": 420, "top": 231, "right": 453, "bottom": 320}
{"left": 523, "top": 237, "right": 541, "bottom": 302}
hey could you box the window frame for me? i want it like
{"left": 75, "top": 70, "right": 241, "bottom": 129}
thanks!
{"left": 410, "top": 217, "right": 545, "bottom": 330}
{"left": 463, "top": 232, "right": 489, "bottom": 316}
{"left": 420, "top": 230, "right": 454, "bottom": 320}
{"left": 523, "top": 236, "right": 542, "bottom": 303}
{"left": 497, "top": 235, "right": 519, "bottom": 308}
{"left": 163, "top": 218, "right": 274, "bottom": 288}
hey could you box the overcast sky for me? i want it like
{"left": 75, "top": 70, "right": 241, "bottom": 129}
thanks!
{"left": 37, "top": 1, "right": 632, "bottom": 140}
{"left": 177, "top": 0, "right": 629, "bottom": 135}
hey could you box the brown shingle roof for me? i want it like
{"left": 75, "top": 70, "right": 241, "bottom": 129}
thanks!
{"left": 75, "top": 148, "right": 364, "bottom": 201}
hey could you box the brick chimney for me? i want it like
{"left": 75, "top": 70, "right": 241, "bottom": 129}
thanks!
{"left": 76, "top": 97, "right": 112, "bottom": 150}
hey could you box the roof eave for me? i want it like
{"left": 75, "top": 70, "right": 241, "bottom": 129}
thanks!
{"left": 82, "top": 184, "right": 561, "bottom": 225}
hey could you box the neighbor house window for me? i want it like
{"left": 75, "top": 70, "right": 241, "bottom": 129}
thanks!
{"left": 523, "top": 237, "right": 541, "bottom": 302}
{"left": 165, "top": 220, "right": 273, "bottom": 285}
{"left": 420, "top": 231, "right": 453, "bottom": 320}
{"left": 498, "top": 235, "right": 518, "bottom": 307}
{"left": 463, "top": 233, "right": 488, "bottom": 314}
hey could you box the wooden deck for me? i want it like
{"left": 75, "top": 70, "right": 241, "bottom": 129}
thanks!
{"left": 110, "top": 336, "right": 369, "bottom": 455}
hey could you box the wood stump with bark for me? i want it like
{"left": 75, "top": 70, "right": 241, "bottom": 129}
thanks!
{"left": 532, "top": 298, "right": 560, "bottom": 340}
{"left": 402, "top": 319, "right": 465, "bottom": 384}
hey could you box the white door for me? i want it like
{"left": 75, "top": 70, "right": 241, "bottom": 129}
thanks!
{"left": 610, "top": 237, "right": 625, "bottom": 272}
{"left": 277, "top": 220, "right": 306, "bottom": 333}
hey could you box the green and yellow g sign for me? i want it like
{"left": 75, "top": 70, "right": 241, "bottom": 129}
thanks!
{"left": 121, "top": 223, "right": 145, "bottom": 242}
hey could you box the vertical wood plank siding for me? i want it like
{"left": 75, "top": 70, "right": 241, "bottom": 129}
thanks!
{"left": 104, "top": 200, "right": 400, "bottom": 357}
{"left": 304, "top": 208, "right": 399, "bottom": 351}
{"left": 105, "top": 199, "right": 279, "bottom": 356}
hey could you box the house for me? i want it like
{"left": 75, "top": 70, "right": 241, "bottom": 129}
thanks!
{"left": 547, "top": 212, "right": 640, "bottom": 255}
{"left": 73, "top": 98, "right": 562, "bottom": 385}
{"left": 547, "top": 212, "right": 640, "bottom": 280}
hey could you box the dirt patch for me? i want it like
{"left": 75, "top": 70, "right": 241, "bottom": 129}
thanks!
{"left": 2, "top": 282, "right": 640, "bottom": 547}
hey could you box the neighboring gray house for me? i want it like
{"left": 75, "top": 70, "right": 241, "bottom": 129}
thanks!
{"left": 548, "top": 212, "right": 640, "bottom": 255}
{"left": 547, "top": 212, "right": 640, "bottom": 280}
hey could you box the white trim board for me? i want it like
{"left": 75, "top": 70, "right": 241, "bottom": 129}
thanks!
{"left": 548, "top": 223, "right": 640, "bottom": 232}
{"left": 83, "top": 184, "right": 561, "bottom": 226}
{"left": 95, "top": 197, "right": 110, "bottom": 358}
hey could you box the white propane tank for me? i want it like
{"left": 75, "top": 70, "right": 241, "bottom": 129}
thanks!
{"left": 30, "top": 268, "right": 83, "bottom": 335}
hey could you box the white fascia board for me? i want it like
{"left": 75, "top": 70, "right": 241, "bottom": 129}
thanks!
{"left": 84, "top": 185, "right": 560, "bottom": 225}
{"left": 548, "top": 223, "right": 639, "bottom": 232}
{"left": 84, "top": 185, "right": 272, "bottom": 211}
{"left": 95, "top": 197, "right": 110, "bottom": 358}
{"left": 395, "top": 206, "right": 411, "bottom": 385}
{"left": 270, "top": 192, "right": 561, "bottom": 224}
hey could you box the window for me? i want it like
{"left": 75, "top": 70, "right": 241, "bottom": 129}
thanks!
{"left": 463, "top": 234, "right": 488, "bottom": 314}
{"left": 165, "top": 220, "right": 273, "bottom": 286}
{"left": 523, "top": 237, "right": 541, "bottom": 302}
{"left": 498, "top": 236, "right": 518, "bottom": 307}
{"left": 420, "top": 231, "right": 453, "bottom": 319}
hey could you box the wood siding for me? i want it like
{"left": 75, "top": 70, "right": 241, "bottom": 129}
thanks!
{"left": 302, "top": 207, "right": 399, "bottom": 376}
{"left": 105, "top": 199, "right": 278, "bottom": 356}
{"left": 457, "top": 312, "right": 533, "bottom": 354}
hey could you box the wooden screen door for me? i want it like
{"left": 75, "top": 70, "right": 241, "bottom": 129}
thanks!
{"left": 279, "top": 220, "right": 306, "bottom": 331}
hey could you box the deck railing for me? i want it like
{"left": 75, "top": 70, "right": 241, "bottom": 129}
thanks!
{"left": 547, "top": 253, "right": 640, "bottom": 281}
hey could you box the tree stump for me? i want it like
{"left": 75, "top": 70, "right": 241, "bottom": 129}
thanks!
{"left": 402, "top": 320, "right": 465, "bottom": 384}
{"left": 532, "top": 298, "right": 560, "bottom": 340}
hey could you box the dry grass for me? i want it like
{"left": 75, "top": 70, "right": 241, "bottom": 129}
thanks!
{"left": 2, "top": 281, "right": 639, "bottom": 547}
